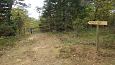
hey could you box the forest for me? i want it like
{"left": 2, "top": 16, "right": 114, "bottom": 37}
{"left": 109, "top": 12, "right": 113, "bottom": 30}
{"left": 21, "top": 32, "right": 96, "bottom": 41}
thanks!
{"left": 0, "top": 0, "right": 115, "bottom": 65}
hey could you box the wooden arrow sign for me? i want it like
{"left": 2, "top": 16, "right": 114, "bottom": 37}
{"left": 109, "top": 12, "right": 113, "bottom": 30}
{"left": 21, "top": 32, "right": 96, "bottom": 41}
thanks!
{"left": 88, "top": 21, "right": 107, "bottom": 55}
{"left": 88, "top": 21, "right": 107, "bottom": 25}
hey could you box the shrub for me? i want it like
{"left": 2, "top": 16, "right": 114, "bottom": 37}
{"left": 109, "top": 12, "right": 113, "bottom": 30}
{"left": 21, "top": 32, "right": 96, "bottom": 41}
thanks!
{"left": 0, "top": 23, "right": 16, "bottom": 36}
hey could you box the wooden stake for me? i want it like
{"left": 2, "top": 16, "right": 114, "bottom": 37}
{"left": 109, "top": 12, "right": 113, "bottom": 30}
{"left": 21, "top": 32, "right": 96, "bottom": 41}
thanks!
{"left": 96, "top": 24, "right": 99, "bottom": 54}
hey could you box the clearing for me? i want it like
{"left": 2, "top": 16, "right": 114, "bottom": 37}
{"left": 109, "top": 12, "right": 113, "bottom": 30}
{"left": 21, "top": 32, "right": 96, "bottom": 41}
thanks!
{"left": 0, "top": 33, "right": 115, "bottom": 65}
{"left": 0, "top": 33, "right": 71, "bottom": 65}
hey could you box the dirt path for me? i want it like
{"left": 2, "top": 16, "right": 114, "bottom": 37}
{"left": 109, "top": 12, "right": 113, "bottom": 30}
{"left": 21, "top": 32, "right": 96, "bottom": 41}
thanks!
{"left": 0, "top": 33, "right": 72, "bottom": 65}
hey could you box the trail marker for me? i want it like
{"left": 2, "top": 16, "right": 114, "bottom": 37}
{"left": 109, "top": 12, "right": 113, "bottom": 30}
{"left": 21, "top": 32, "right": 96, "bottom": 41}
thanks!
{"left": 88, "top": 21, "right": 107, "bottom": 53}
{"left": 88, "top": 21, "right": 107, "bottom": 25}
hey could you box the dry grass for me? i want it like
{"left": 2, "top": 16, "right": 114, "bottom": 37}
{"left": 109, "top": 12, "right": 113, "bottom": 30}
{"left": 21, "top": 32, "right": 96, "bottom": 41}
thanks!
{"left": 59, "top": 44, "right": 115, "bottom": 65}
{"left": 0, "top": 33, "right": 115, "bottom": 65}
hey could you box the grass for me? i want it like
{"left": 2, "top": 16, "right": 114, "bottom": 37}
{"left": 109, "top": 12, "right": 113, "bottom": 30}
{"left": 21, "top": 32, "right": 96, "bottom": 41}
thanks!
{"left": 59, "top": 44, "right": 115, "bottom": 65}
{"left": 0, "top": 36, "right": 18, "bottom": 57}
{"left": 0, "top": 36, "right": 18, "bottom": 50}
{"left": 0, "top": 28, "right": 114, "bottom": 63}
{"left": 55, "top": 28, "right": 115, "bottom": 65}
{"left": 52, "top": 28, "right": 115, "bottom": 49}
{"left": 0, "top": 31, "right": 114, "bottom": 65}
{"left": 0, "top": 34, "right": 30, "bottom": 57}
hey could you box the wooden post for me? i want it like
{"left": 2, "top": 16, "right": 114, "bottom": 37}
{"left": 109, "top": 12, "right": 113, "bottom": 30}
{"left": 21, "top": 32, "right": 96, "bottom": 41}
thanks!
{"left": 88, "top": 21, "right": 107, "bottom": 54}
{"left": 96, "top": 24, "right": 99, "bottom": 53}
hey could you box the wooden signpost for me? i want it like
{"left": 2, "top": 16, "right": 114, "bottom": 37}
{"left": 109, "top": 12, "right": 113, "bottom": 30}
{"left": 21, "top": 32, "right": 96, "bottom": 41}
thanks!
{"left": 88, "top": 21, "right": 107, "bottom": 25}
{"left": 88, "top": 21, "right": 107, "bottom": 53}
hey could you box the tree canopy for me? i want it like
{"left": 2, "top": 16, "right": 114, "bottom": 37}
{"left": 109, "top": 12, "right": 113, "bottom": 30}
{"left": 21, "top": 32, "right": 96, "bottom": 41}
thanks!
{"left": 40, "top": 0, "right": 83, "bottom": 32}
{"left": 39, "top": 0, "right": 115, "bottom": 32}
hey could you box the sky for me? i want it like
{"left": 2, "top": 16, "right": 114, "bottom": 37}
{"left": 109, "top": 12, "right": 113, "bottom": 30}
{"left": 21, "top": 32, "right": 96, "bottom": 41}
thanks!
{"left": 23, "top": 0, "right": 44, "bottom": 19}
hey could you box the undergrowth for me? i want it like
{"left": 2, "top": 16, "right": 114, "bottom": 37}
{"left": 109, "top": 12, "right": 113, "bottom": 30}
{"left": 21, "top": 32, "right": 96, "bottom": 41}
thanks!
{"left": 0, "top": 34, "right": 30, "bottom": 57}
{"left": 56, "top": 28, "right": 115, "bottom": 65}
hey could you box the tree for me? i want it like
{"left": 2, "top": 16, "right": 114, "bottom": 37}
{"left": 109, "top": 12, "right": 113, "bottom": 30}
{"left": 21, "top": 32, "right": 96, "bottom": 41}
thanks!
{"left": 0, "top": 0, "right": 14, "bottom": 36}
{"left": 93, "top": 0, "right": 113, "bottom": 21}
{"left": 11, "top": 8, "right": 28, "bottom": 34}
{"left": 0, "top": 0, "right": 29, "bottom": 36}
{"left": 40, "top": 0, "right": 83, "bottom": 32}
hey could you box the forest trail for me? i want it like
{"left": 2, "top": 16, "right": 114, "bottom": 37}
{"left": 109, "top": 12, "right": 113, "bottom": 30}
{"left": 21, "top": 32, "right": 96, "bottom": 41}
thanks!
{"left": 0, "top": 33, "right": 72, "bottom": 65}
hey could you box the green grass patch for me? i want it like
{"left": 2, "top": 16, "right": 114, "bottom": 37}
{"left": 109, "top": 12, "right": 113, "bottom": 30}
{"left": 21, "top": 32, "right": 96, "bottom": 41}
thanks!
{"left": 0, "top": 34, "right": 30, "bottom": 51}
{"left": 0, "top": 36, "right": 17, "bottom": 50}
{"left": 56, "top": 28, "right": 115, "bottom": 65}
{"left": 51, "top": 28, "right": 115, "bottom": 49}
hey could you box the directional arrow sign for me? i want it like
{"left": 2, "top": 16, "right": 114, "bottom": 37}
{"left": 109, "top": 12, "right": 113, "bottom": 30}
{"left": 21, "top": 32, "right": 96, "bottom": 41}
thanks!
{"left": 88, "top": 21, "right": 107, "bottom": 55}
{"left": 88, "top": 21, "right": 107, "bottom": 25}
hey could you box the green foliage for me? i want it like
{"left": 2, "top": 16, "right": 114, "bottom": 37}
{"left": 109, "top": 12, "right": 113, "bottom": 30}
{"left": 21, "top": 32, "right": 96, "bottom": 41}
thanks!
{"left": 0, "top": 0, "right": 29, "bottom": 36}
{"left": 94, "top": 0, "right": 113, "bottom": 21}
{"left": 28, "top": 18, "right": 39, "bottom": 28}
{"left": 40, "top": 0, "right": 83, "bottom": 32}
{"left": 11, "top": 8, "right": 28, "bottom": 33}
{"left": 0, "top": 0, "right": 15, "bottom": 36}
{"left": 0, "top": 23, "right": 15, "bottom": 36}
{"left": 11, "top": 8, "right": 39, "bottom": 34}
{"left": 40, "top": 0, "right": 114, "bottom": 32}
{"left": 109, "top": 13, "right": 115, "bottom": 26}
